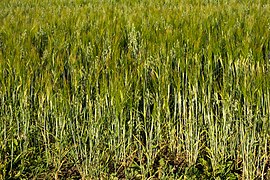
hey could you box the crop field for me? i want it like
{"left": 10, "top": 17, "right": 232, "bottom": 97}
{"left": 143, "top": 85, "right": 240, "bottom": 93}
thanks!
{"left": 0, "top": 0, "right": 270, "bottom": 179}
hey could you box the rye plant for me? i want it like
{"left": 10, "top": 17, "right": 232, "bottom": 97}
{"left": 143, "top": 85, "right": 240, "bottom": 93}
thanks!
{"left": 0, "top": 0, "right": 270, "bottom": 179}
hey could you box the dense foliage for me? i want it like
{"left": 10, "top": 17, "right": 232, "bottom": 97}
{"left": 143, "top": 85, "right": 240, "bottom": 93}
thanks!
{"left": 0, "top": 0, "right": 270, "bottom": 179}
